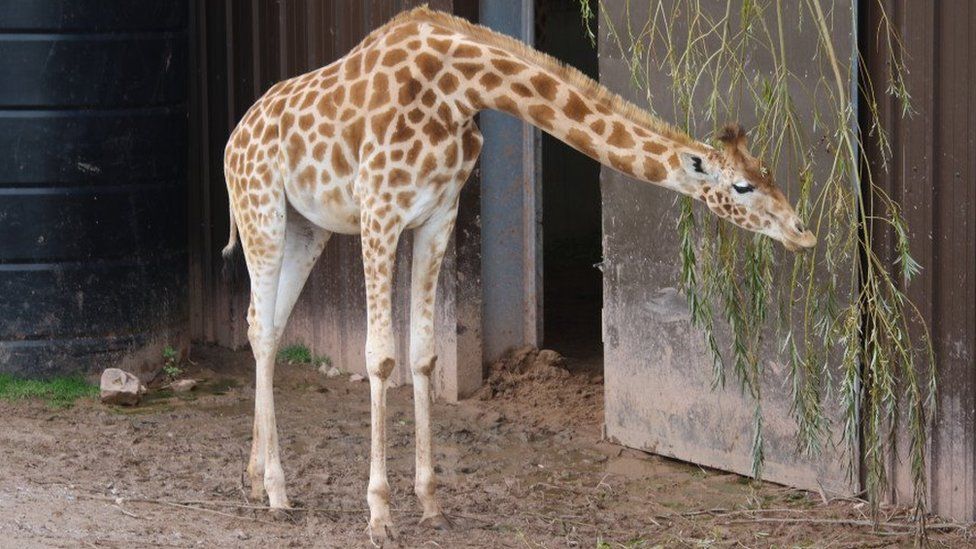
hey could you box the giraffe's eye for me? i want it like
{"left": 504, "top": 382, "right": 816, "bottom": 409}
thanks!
{"left": 732, "top": 181, "right": 754, "bottom": 194}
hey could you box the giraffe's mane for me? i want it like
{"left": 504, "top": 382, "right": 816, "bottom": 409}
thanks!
{"left": 381, "top": 6, "right": 699, "bottom": 149}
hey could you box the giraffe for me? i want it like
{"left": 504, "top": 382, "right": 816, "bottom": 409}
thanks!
{"left": 221, "top": 7, "right": 817, "bottom": 544}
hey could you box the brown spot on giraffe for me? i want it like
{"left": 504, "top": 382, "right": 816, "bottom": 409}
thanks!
{"left": 396, "top": 191, "right": 415, "bottom": 208}
{"left": 643, "top": 158, "right": 667, "bottom": 182}
{"left": 643, "top": 141, "right": 667, "bottom": 155}
{"left": 564, "top": 90, "right": 593, "bottom": 122}
{"left": 437, "top": 72, "right": 460, "bottom": 94}
{"left": 453, "top": 61, "right": 482, "bottom": 78}
{"left": 609, "top": 152, "right": 637, "bottom": 173}
{"left": 415, "top": 52, "right": 443, "bottom": 80}
{"left": 369, "top": 153, "right": 387, "bottom": 171}
{"left": 608, "top": 121, "right": 635, "bottom": 148}
{"left": 454, "top": 43, "right": 481, "bottom": 58}
{"left": 511, "top": 82, "right": 533, "bottom": 97}
{"left": 422, "top": 118, "right": 449, "bottom": 145}
{"left": 490, "top": 58, "right": 526, "bottom": 75}
{"left": 297, "top": 165, "right": 316, "bottom": 190}
{"left": 349, "top": 80, "right": 368, "bottom": 108}
{"left": 407, "top": 108, "right": 425, "bottom": 124}
{"left": 444, "top": 141, "right": 458, "bottom": 167}
{"left": 420, "top": 153, "right": 438, "bottom": 179}
{"left": 285, "top": 133, "right": 306, "bottom": 171}
{"left": 382, "top": 48, "right": 408, "bottom": 67}
{"left": 391, "top": 115, "right": 415, "bottom": 142}
{"left": 331, "top": 145, "right": 351, "bottom": 176}
{"left": 341, "top": 117, "right": 365, "bottom": 152}
{"left": 369, "top": 73, "right": 391, "bottom": 109}
{"left": 529, "top": 73, "right": 559, "bottom": 101}
{"left": 427, "top": 36, "right": 452, "bottom": 53}
{"left": 566, "top": 128, "right": 598, "bottom": 158}
{"left": 493, "top": 95, "right": 518, "bottom": 115}
{"left": 527, "top": 104, "right": 555, "bottom": 128}
{"left": 389, "top": 168, "right": 411, "bottom": 187}
{"left": 364, "top": 49, "right": 380, "bottom": 72}
{"left": 479, "top": 72, "right": 502, "bottom": 91}
{"left": 312, "top": 142, "right": 327, "bottom": 162}
{"left": 399, "top": 78, "right": 423, "bottom": 105}
{"left": 406, "top": 140, "right": 422, "bottom": 164}
{"left": 370, "top": 107, "right": 397, "bottom": 138}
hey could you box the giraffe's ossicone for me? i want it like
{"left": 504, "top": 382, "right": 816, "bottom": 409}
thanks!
{"left": 221, "top": 6, "right": 816, "bottom": 545}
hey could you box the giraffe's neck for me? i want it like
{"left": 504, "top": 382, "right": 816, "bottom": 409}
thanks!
{"left": 454, "top": 43, "right": 710, "bottom": 197}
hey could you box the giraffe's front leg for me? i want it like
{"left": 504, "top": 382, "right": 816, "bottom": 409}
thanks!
{"left": 409, "top": 208, "right": 459, "bottom": 530}
{"left": 361, "top": 211, "right": 402, "bottom": 545}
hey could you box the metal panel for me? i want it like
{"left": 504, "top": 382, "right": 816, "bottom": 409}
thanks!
{"left": 600, "top": 2, "right": 854, "bottom": 494}
{"left": 187, "top": 0, "right": 481, "bottom": 400}
{"left": 479, "top": 0, "right": 542, "bottom": 363}
{"left": 865, "top": 0, "right": 976, "bottom": 522}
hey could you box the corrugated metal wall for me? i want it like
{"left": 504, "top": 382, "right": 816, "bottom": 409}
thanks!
{"left": 864, "top": 0, "right": 976, "bottom": 522}
{"left": 187, "top": 0, "right": 484, "bottom": 399}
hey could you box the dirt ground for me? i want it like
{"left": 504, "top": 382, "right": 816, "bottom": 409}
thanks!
{"left": 0, "top": 346, "right": 971, "bottom": 548}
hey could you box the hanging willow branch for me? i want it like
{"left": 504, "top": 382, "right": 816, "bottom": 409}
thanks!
{"left": 582, "top": 0, "right": 936, "bottom": 536}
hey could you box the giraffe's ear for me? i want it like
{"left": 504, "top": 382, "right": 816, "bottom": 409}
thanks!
{"left": 679, "top": 152, "right": 717, "bottom": 181}
{"left": 717, "top": 123, "right": 749, "bottom": 156}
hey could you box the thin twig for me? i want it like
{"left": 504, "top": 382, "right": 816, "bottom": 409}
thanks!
{"left": 725, "top": 516, "right": 967, "bottom": 532}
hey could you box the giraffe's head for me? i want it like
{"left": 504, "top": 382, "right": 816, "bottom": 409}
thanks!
{"left": 677, "top": 124, "right": 817, "bottom": 252}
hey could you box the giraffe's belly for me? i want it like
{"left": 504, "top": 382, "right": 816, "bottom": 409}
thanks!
{"left": 284, "top": 173, "right": 362, "bottom": 235}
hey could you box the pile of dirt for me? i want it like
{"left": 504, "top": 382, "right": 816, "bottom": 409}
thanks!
{"left": 474, "top": 346, "right": 602, "bottom": 431}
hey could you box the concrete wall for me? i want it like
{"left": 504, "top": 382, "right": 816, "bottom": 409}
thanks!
{"left": 599, "top": 2, "right": 855, "bottom": 495}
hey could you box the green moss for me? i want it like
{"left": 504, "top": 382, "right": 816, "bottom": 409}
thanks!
{"left": 0, "top": 373, "right": 98, "bottom": 408}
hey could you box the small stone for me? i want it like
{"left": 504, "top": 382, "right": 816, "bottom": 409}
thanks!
{"left": 349, "top": 374, "right": 365, "bottom": 383}
{"left": 100, "top": 368, "right": 143, "bottom": 406}
{"left": 320, "top": 365, "right": 343, "bottom": 378}
{"left": 170, "top": 379, "right": 197, "bottom": 393}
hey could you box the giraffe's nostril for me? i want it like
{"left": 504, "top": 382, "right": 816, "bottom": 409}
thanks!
{"left": 795, "top": 220, "right": 805, "bottom": 233}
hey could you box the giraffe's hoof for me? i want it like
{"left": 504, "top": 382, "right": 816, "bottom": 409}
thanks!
{"left": 368, "top": 518, "right": 398, "bottom": 547}
{"left": 419, "top": 512, "right": 453, "bottom": 531}
{"left": 268, "top": 507, "right": 296, "bottom": 522}
{"left": 248, "top": 484, "right": 265, "bottom": 502}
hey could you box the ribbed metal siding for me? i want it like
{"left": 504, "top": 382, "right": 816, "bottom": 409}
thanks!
{"left": 0, "top": 1, "right": 189, "bottom": 377}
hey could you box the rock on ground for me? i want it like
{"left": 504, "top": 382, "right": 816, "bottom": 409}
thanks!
{"left": 99, "top": 368, "right": 145, "bottom": 406}
{"left": 169, "top": 379, "right": 197, "bottom": 393}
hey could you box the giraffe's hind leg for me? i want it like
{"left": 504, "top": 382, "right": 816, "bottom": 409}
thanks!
{"left": 409, "top": 205, "right": 459, "bottom": 530}
{"left": 247, "top": 209, "right": 331, "bottom": 504}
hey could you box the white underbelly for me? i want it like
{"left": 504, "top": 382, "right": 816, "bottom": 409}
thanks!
{"left": 284, "top": 175, "right": 362, "bottom": 235}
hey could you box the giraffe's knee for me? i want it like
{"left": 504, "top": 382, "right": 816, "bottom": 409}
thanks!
{"left": 368, "top": 357, "right": 396, "bottom": 381}
{"left": 411, "top": 355, "right": 437, "bottom": 377}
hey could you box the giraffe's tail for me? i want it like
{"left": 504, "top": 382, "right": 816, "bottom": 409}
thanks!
{"left": 220, "top": 202, "right": 240, "bottom": 283}
{"left": 221, "top": 209, "right": 238, "bottom": 259}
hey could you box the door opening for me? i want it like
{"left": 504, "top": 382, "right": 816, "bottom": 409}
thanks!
{"left": 536, "top": 0, "right": 602, "bottom": 375}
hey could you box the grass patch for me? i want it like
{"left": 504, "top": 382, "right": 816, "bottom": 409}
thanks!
{"left": 0, "top": 373, "right": 98, "bottom": 408}
{"left": 277, "top": 343, "right": 332, "bottom": 367}
{"left": 278, "top": 344, "right": 313, "bottom": 364}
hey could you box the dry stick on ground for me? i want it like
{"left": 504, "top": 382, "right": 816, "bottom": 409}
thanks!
{"left": 80, "top": 493, "right": 493, "bottom": 526}
{"left": 725, "top": 516, "right": 968, "bottom": 532}
{"left": 654, "top": 506, "right": 972, "bottom": 539}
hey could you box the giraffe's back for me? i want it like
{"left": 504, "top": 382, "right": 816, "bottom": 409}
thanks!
{"left": 224, "top": 11, "right": 494, "bottom": 240}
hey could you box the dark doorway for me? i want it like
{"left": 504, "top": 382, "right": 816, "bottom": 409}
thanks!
{"left": 536, "top": 1, "right": 602, "bottom": 373}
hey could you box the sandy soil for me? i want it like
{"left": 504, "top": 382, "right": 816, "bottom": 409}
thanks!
{"left": 0, "top": 346, "right": 969, "bottom": 548}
